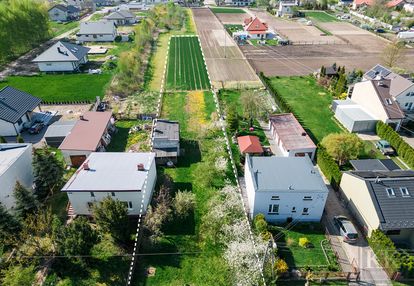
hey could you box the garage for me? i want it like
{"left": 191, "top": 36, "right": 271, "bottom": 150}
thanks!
{"left": 70, "top": 155, "right": 87, "bottom": 167}
{"left": 334, "top": 104, "right": 377, "bottom": 133}
{"left": 44, "top": 120, "right": 76, "bottom": 148}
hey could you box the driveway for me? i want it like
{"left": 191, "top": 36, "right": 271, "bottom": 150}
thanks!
{"left": 323, "top": 188, "right": 392, "bottom": 286}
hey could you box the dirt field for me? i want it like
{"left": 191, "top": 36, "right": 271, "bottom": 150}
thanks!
{"left": 192, "top": 8, "right": 261, "bottom": 89}
{"left": 215, "top": 12, "right": 246, "bottom": 24}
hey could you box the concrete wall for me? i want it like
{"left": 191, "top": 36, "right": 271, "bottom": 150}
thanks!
{"left": 66, "top": 157, "right": 157, "bottom": 215}
{"left": 0, "top": 145, "right": 34, "bottom": 210}
{"left": 340, "top": 173, "right": 381, "bottom": 236}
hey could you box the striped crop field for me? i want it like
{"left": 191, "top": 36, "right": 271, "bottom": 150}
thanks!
{"left": 166, "top": 36, "right": 210, "bottom": 91}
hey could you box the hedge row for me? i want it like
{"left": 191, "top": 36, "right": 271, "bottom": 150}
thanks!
{"left": 368, "top": 229, "right": 414, "bottom": 278}
{"left": 316, "top": 147, "right": 342, "bottom": 189}
{"left": 376, "top": 121, "right": 413, "bottom": 168}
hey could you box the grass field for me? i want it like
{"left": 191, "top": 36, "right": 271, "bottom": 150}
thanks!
{"left": 166, "top": 36, "right": 210, "bottom": 91}
{"left": 267, "top": 76, "right": 342, "bottom": 142}
{"left": 224, "top": 24, "right": 244, "bottom": 35}
{"left": 0, "top": 74, "right": 112, "bottom": 103}
{"left": 106, "top": 120, "right": 151, "bottom": 152}
{"left": 305, "top": 11, "right": 339, "bottom": 23}
{"left": 49, "top": 21, "right": 79, "bottom": 37}
{"left": 210, "top": 7, "right": 246, "bottom": 13}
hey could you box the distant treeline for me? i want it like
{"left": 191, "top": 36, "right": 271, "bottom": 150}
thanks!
{"left": 0, "top": 0, "right": 50, "bottom": 66}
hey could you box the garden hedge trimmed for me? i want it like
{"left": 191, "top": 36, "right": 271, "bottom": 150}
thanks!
{"left": 376, "top": 121, "right": 413, "bottom": 168}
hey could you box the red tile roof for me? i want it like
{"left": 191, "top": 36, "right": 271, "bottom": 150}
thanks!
{"left": 238, "top": 135, "right": 263, "bottom": 154}
{"left": 353, "top": 0, "right": 374, "bottom": 6}
{"left": 244, "top": 17, "right": 268, "bottom": 32}
{"left": 59, "top": 111, "right": 112, "bottom": 151}
{"left": 386, "top": 0, "right": 404, "bottom": 7}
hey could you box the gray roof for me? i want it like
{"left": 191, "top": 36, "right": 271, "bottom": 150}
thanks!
{"left": 152, "top": 119, "right": 179, "bottom": 141}
{"left": 0, "top": 143, "right": 31, "bottom": 176}
{"left": 67, "top": 5, "right": 80, "bottom": 13}
{"left": 370, "top": 79, "right": 405, "bottom": 120}
{"left": 44, "top": 120, "right": 77, "bottom": 138}
{"left": 33, "top": 41, "right": 90, "bottom": 63}
{"left": 49, "top": 4, "right": 68, "bottom": 12}
{"left": 49, "top": 4, "right": 80, "bottom": 13}
{"left": 78, "top": 21, "right": 116, "bottom": 35}
{"left": 105, "top": 10, "right": 135, "bottom": 20}
{"left": 62, "top": 152, "right": 155, "bottom": 192}
{"left": 246, "top": 155, "right": 328, "bottom": 193}
{"left": 0, "top": 86, "right": 41, "bottom": 123}
{"left": 350, "top": 159, "right": 400, "bottom": 171}
{"left": 336, "top": 104, "right": 376, "bottom": 121}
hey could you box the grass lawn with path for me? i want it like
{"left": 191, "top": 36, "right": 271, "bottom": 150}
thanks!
{"left": 210, "top": 7, "right": 246, "bottom": 13}
{"left": 49, "top": 20, "right": 79, "bottom": 37}
{"left": 0, "top": 74, "right": 112, "bottom": 103}
{"left": 304, "top": 11, "right": 339, "bottom": 22}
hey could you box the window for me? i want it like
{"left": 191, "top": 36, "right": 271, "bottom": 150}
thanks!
{"left": 400, "top": 187, "right": 410, "bottom": 197}
{"left": 385, "top": 229, "right": 401, "bottom": 235}
{"left": 406, "top": 92, "right": 414, "bottom": 97}
{"left": 302, "top": 208, "right": 309, "bottom": 215}
{"left": 385, "top": 98, "right": 393, "bottom": 105}
{"left": 46, "top": 63, "right": 52, "bottom": 66}
{"left": 17, "top": 118, "right": 23, "bottom": 125}
{"left": 291, "top": 207, "right": 296, "bottom": 213}
{"left": 90, "top": 192, "right": 95, "bottom": 197}
{"left": 111, "top": 192, "right": 116, "bottom": 197}
{"left": 128, "top": 201, "right": 133, "bottom": 209}
{"left": 271, "top": 195, "right": 280, "bottom": 200}
{"left": 303, "top": 196, "right": 312, "bottom": 201}
{"left": 386, "top": 188, "right": 395, "bottom": 197}
{"left": 268, "top": 204, "right": 279, "bottom": 214}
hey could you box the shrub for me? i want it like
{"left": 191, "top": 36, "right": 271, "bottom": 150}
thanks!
{"left": 16, "top": 135, "right": 24, "bottom": 143}
{"left": 274, "top": 258, "right": 289, "bottom": 276}
{"left": 253, "top": 214, "right": 268, "bottom": 234}
{"left": 173, "top": 191, "right": 196, "bottom": 218}
{"left": 299, "top": 237, "right": 311, "bottom": 248}
{"left": 114, "top": 35, "right": 122, "bottom": 42}
{"left": 316, "top": 146, "right": 342, "bottom": 188}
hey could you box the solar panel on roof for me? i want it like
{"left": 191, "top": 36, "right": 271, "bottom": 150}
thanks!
{"left": 373, "top": 65, "right": 391, "bottom": 77}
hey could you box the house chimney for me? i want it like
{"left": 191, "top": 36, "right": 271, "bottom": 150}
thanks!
{"left": 80, "top": 115, "right": 84, "bottom": 120}
{"left": 137, "top": 163, "right": 145, "bottom": 171}
{"left": 301, "top": 132, "right": 307, "bottom": 136}
{"left": 83, "top": 162, "right": 90, "bottom": 170}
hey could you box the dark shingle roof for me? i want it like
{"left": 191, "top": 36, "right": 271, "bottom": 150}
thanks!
{"left": 0, "top": 86, "right": 42, "bottom": 123}
{"left": 67, "top": 5, "right": 80, "bottom": 13}
{"left": 350, "top": 159, "right": 400, "bottom": 171}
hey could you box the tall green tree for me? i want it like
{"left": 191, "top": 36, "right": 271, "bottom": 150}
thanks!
{"left": 226, "top": 104, "right": 239, "bottom": 134}
{"left": 321, "top": 133, "right": 363, "bottom": 165}
{"left": 1, "top": 264, "right": 36, "bottom": 286}
{"left": 335, "top": 73, "right": 347, "bottom": 96}
{"left": 13, "top": 181, "right": 39, "bottom": 220}
{"left": 240, "top": 90, "right": 266, "bottom": 127}
{"left": 33, "top": 147, "right": 64, "bottom": 201}
{"left": 0, "top": 202, "right": 20, "bottom": 242}
{"left": 93, "top": 197, "right": 130, "bottom": 244}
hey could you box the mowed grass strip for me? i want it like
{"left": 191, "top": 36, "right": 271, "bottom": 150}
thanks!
{"left": 166, "top": 36, "right": 210, "bottom": 91}
{"left": 0, "top": 74, "right": 112, "bottom": 103}
{"left": 210, "top": 7, "right": 246, "bottom": 13}
{"left": 305, "top": 11, "right": 339, "bottom": 22}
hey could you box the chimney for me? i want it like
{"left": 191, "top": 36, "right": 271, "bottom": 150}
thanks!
{"left": 301, "top": 132, "right": 307, "bottom": 136}
{"left": 80, "top": 115, "right": 84, "bottom": 120}
{"left": 83, "top": 162, "right": 90, "bottom": 170}
{"left": 137, "top": 163, "right": 145, "bottom": 171}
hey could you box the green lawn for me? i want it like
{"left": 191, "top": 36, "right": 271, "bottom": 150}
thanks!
{"left": 133, "top": 91, "right": 232, "bottom": 285}
{"left": 267, "top": 76, "right": 342, "bottom": 143}
{"left": 224, "top": 24, "right": 244, "bottom": 35}
{"left": 305, "top": 11, "right": 339, "bottom": 22}
{"left": 269, "top": 223, "right": 339, "bottom": 270}
{"left": 0, "top": 74, "right": 112, "bottom": 103}
{"left": 210, "top": 7, "right": 246, "bottom": 13}
{"left": 90, "top": 13, "right": 104, "bottom": 21}
{"left": 166, "top": 36, "right": 210, "bottom": 91}
{"left": 278, "top": 281, "right": 348, "bottom": 286}
{"left": 106, "top": 120, "right": 151, "bottom": 152}
{"left": 49, "top": 21, "right": 79, "bottom": 37}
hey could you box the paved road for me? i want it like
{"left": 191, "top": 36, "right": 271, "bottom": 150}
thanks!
{"left": 323, "top": 188, "right": 392, "bottom": 286}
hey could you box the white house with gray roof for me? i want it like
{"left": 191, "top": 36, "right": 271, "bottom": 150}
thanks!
{"left": 48, "top": 4, "right": 80, "bottom": 22}
{"left": 104, "top": 10, "right": 137, "bottom": 25}
{"left": 32, "top": 41, "right": 90, "bottom": 72}
{"left": 62, "top": 152, "right": 156, "bottom": 216}
{"left": 0, "top": 143, "right": 33, "bottom": 210}
{"left": 341, "top": 170, "right": 414, "bottom": 247}
{"left": 77, "top": 21, "right": 117, "bottom": 43}
{"left": 244, "top": 155, "right": 329, "bottom": 223}
{"left": 0, "top": 87, "right": 42, "bottom": 136}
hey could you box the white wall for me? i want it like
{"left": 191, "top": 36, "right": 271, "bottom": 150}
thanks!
{"left": 340, "top": 173, "right": 381, "bottom": 236}
{"left": 0, "top": 120, "right": 18, "bottom": 136}
{"left": 395, "top": 85, "right": 414, "bottom": 111}
{"left": 244, "top": 161, "right": 256, "bottom": 219}
{"left": 77, "top": 33, "right": 116, "bottom": 42}
{"left": 37, "top": 61, "right": 78, "bottom": 72}
{"left": 66, "top": 157, "right": 157, "bottom": 215}
{"left": 0, "top": 145, "right": 33, "bottom": 210}
{"left": 49, "top": 7, "right": 68, "bottom": 22}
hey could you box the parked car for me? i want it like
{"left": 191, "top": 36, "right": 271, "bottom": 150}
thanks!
{"left": 375, "top": 28, "right": 385, "bottom": 33}
{"left": 376, "top": 140, "right": 395, "bottom": 155}
{"left": 334, "top": 216, "right": 358, "bottom": 244}
{"left": 28, "top": 123, "right": 44, "bottom": 134}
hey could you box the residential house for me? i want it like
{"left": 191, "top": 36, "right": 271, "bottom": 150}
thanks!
{"left": 363, "top": 64, "right": 414, "bottom": 113}
{"left": 348, "top": 78, "right": 405, "bottom": 130}
{"left": 44, "top": 120, "right": 77, "bottom": 148}
{"left": 0, "top": 87, "right": 42, "bottom": 137}
{"left": 243, "top": 17, "right": 272, "bottom": 40}
{"left": 332, "top": 99, "right": 378, "bottom": 133}
{"left": 237, "top": 135, "right": 263, "bottom": 155}
{"left": 340, "top": 169, "right": 414, "bottom": 247}
{"left": 223, "top": 0, "right": 253, "bottom": 6}
{"left": 62, "top": 152, "right": 156, "bottom": 216}
{"left": 104, "top": 10, "right": 137, "bottom": 25}
{"left": 0, "top": 144, "right": 33, "bottom": 210}
{"left": 386, "top": 0, "right": 409, "bottom": 8}
{"left": 277, "top": 0, "right": 298, "bottom": 17}
{"left": 352, "top": 0, "right": 374, "bottom": 9}
{"left": 48, "top": 4, "right": 80, "bottom": 22}
{"left": 93, "top": 0, "right": 121, "bottom": 6}
{"left": 58, "top": 111, "right": 114, "bottom": 166}
{"left": 151, "top": 119, "right": 180, "bottom": 164}
{"left": 77, "top": 21, "right": 117, "bottom": 43}
{"left": 32, "top": 41, "right": 90, "bottom": 72}
{"left": 404, "top": 3, "right": 414, "bottom": 13}
{"left": 269, "top": 113, "right": 317, "bottom": 160}
{"left": 66, "top": 0, "right": 86, "bottom": 9}
{"left": 244, "top": 155, "right": 329, "bottom": 222}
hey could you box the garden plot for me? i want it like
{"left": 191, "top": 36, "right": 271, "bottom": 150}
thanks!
{"left": 165, "top": 36, "right": 210, "bottom": 91}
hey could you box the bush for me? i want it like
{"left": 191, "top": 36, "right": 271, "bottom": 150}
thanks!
{"left": 16, "top": 135, "right": 24, "bottom": 143}
{"left": 274, "top": 258, "right": 289, "bottom": 276}
{"left": 253, "top": 214, "right": 268, "bottom": 234}
{"left": 173, "top": 191, "right": 196, "bottom": 218}
{"left": 316, "top": 146, "right": 342, "bottom": 188}
{"left": 299, "top": 237, "right": 311, "bottom": 248}
{"left": 114, "top": 35, "right": 122, "bottom": 42}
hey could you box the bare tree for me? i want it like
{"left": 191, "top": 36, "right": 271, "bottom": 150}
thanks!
{"left": 382, "top": 40, "right": 405, "bottom": 69}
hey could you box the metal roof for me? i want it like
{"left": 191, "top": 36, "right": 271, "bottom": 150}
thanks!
{"left": 246, "top": 155, "right": 328, "bottom": 193}
{"left": 78, "top": 21, "right": 116, "bottom": 35}
{"left": 105, "top": 10, "right": 135, "bottom": 20}
{"left": 44, "top": 120, "right": 77, "bottom": 138}
{"left": 0, "top": 144, "right": 31, "bottom": 176}
{"left": 62, "top": 152, "right": 155, "bottom": 192}
{"left": 336, "top": 105, "right": 377, "bottom": 121}
{"left": 350, "top": 159, "right": 400, "bottom": 171}
{"left": 152, "top": 119, "right": 179, "bottom": 141}
{"left": 0, "top": 86, "right": 41, "bottom": 123}
{"left": 33, "top": 41, "right": 90, "bottom": 63}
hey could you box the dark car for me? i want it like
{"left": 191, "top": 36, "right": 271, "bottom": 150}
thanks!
{"left": 375, "top": 28, "right": 386, "bottom": 33}
{"left": 28, "top": 123, "right": 44, "bottom": 134}
{"left": 334, "top": 216, "right": 359, "bottom": 244}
